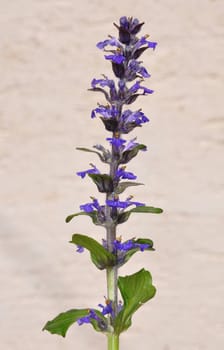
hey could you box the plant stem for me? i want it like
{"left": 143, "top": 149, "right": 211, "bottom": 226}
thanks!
{"left": 107, "top": 333, "right": 119, "bottom": 350}
{"left": 106, "top": 225, "right": 119, "bottom": 350}
{"left": 106, "top": 132, "right": 120, "bottom": 350}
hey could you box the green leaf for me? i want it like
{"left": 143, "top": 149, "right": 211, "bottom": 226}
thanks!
{"left": 43, "top": 308, "right": 107, "bottom": 337}
{"left": 114, "top": 269, "right": 156, "bottom": 334}
{"left": 88, "top": 173, "right": 114, "bottom": 193}
{"left": 120, "top": 144, "right": 147, "bottom": 164}
{"left": 65, "top": 211, "right": 104, "bottom": 226}
{"left": 117, "top": 238, "right": 155, "bottom": 268}
{"left": 117, "top": 205, "right": 163, "bottom": 224}
{"left": 70, "top": 234, "right": 115, "bottom": 269}
{"left": 76, "top": 147, "right": 110, "bottom": 163}
{"left": 115, "top": 181, "right": 144, "bottom": 194}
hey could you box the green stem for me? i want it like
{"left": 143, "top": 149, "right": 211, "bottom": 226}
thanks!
{"left": 106, "top": 265, "right": 118, "bottom": 312}
{"left": 107, "top": 333, "right": 119, "bottom": 350}
{"left": 106, "top": 226, "right": 119, "bottom": 350}
{"left": 105, "top": 131, "right": 120, "bottom": 350}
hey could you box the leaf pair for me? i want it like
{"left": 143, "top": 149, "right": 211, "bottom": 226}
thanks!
{"left": 70, "top": 234, "right": 154, "bottom": 270}
{"left": 43, "top": 269, "right": 156, "bottom": 337}
{"left": 76, "top": 143, "right": 147, "bottom": 165}
{"left": 66, "top": 205, "right": 163, "bottom": 226}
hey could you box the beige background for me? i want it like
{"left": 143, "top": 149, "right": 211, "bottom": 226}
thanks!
{"left": 0, "top": 0, "right": 224, "bottom": 349}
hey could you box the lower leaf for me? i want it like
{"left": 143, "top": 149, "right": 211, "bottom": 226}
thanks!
{"left": 114, "top": 268, "right": 156, "bottom": 334}
{"left": 43, "top": 309, "right": 107, "bottom": 337}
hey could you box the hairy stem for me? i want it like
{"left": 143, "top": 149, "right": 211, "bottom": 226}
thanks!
{"left": 106, "top": 132, "right": 120, "bottom": 349}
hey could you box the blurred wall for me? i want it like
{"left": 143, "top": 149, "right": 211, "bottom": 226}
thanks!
{"left": 0, "top": 1, "right": 223, "bottom": 349}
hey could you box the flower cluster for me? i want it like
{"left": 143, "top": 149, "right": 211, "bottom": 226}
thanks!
{"left": 77, "top": 300, "right": 114, "bottom": 326}
{"left": 77, "top": 309, "right": 101, "bottom": 326}
{"left": 77, "top": 299, "right": 123, "bottom": 329}
{"left": 77, "top": 237, "right": 151, "bottom": 255}
{"left": 89, "top": 16, "right": 156, "bottom": 137}
{"left": 71, "top": 16, "right": 158, "bottom": 266}
{"left": 113, "top": 239, "right": 150, "bottom": 252}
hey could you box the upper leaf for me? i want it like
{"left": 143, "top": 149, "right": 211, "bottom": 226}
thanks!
{"left": 65, "top": 211, "right": 106, "bottom": 226}
{"left": 114, "top": 269, "right": 156, "bottom": 334}
{"left": 117, "top": 205, "right": 163, "bottom": 224}
{"left": 120, "top": 144, "right": 147, "bottom": 164}
{"left": 115, "top": 181, "right": 144, "bottom": 194}
{"left": 70, "top": 233, "right": 115, "bottom": 269}
{"left": 66, "top": 211, "right": 97, "bottom": 223}
{"left": 88, "top": 173, "right": 114, "bottom": 193}
{"left": 76, "top": 147, "right": 111, "bottom": 163}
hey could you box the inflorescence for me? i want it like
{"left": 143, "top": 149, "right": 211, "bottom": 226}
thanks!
{"left": 75, "top": 15, "right": 157, "bottom": 327}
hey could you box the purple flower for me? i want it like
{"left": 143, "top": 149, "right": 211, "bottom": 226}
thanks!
{"left": 91, "top": 105, "right": 119, "bottom": 119}
{"left": 91, "top": 77, "right": 115, "bottom": 89}
{"left": 118, "top": 79, "right": 126, "bottom": 92}
{"left": 106, "top": 198, "right": 145, "bottom": 209}
{"left": 115, "top": 17, "right": 144, "bottom": 44}
{"left": 129, "top": 80, "right": 154, "bottom": 95}
{"left": 113, "top": 239, "right": 150, "bottom": 252}
{"left": 98, "top": 300, "right": 114, "bottom": 317}
{"left": 77, "top": 165, "right": 100, "bottom": 178}
{"left": 91, "top": 77, "right": 118, "bottom": 101}
{"left": 105, "top": 53, "right": 125, "bottom": 64}
{"left": 77, "top": 301, "right": 115, "bottom": 327}
{"left": 115, "top": 167, "right": 137, "bottom": 180}
{"left": 106, "top": 137, "right": 146, "bottom": 153}
{"left": 77, "top": 309, "right": 100, "bottom": 326}
{"left": 122, "top": 138, "right": 140, "bottom": 152}
{"left": 135, "top": 36, "right": 157, "bottom": 50}
{"left": 128, "top": 60, "right": 151, "bottom": 79}
{"left": 119, "top": 16, "right": 130, "bottom": 30}
{"left": 80, "top": 198, "right": 101, "bottom": 213}
{"left": 106, "top": 137, "right": 126, "bottom": 148}
{"left": 76, "top": 245, "right": 84, "bottom": 253}
{"left": 97, "top": 37, "right": 121, "bottom": 49}
{"left": 121, "top": 109, "right": 149, "bottom": 126}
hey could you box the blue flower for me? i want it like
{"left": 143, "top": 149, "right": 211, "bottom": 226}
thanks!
{"left": 120, "top": 109, "right": 149, "bottom": 132}
{"left": 77, "top": 164, "right": 100, "bottom": 178}
{"left": 91, "top": 77, "right": 118, "bottom": 101}
{"left": 98, "top": 300, "right": 114, "bottom": 317}
{"left": 113, "top": 239, "right": 150, "bottom": 252}
{"left": 114, "top": 17, "right": 145, "bottom": 44}
{"left": 91, "top": 77, "right": 115, "bottom": 89}
{"left": 128, "top": 60, "right": 151, "bottom": 79}
{"left": 76, "top": 245, "right": 84, "bottom": 253}
{"left": 80, "top": 198, "right": 101, "bottom": 213}
{"left": 135, "top": 36, "right": 157, "bottom": 50}
{"left": 106, "top": 198, "right": 145, "bottom": 209}
{"left": 123, "top": 138, "right": 144, "bottom": 152}
{"left": 118, "top": 79, "right": 126, "bottom": 92}
{"left": 91, "top": 105, "right": 118, "bottom": 119}
{"left": 115, "top": 166, "right": 137, "bottom": 180}
{"left": 106, "top": 137, "right": 126, "bottom": 148}
{"left": 77, "top": 309, "right": 100, "bottom": 326}
{"left": 104, "top": 53, "right": 125, "bottom": 64}
{"left": 129, "top": 80, "right": 154, "bottom": 95}
{"left": 97, "top": 37, "right": 121, "bottom": 50}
